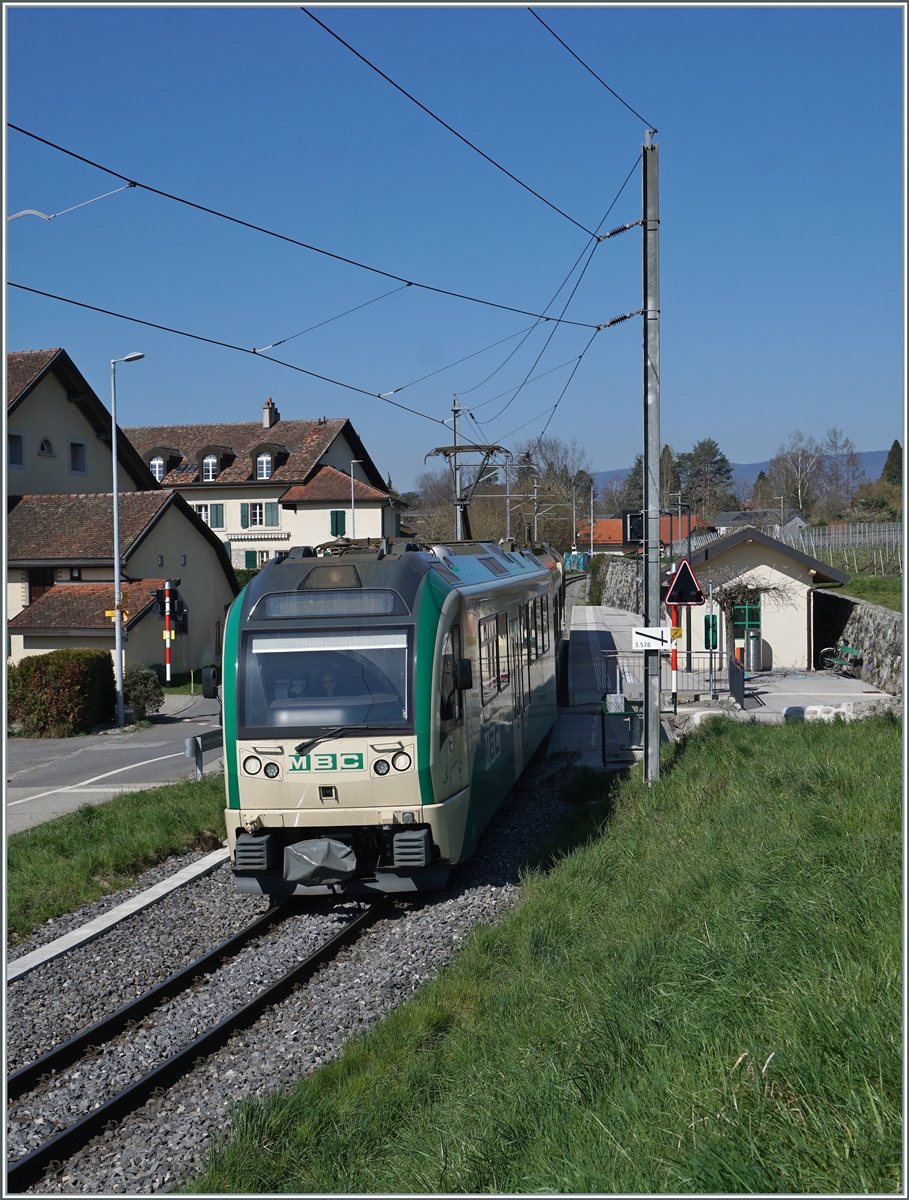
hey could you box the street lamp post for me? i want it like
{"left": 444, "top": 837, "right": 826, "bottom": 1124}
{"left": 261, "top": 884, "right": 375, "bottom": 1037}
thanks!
{"left": 111, "top": 353, "right": 145, "bottom": 725}
{"left": 350, "top": 460, "right": 363, "bottom": 539}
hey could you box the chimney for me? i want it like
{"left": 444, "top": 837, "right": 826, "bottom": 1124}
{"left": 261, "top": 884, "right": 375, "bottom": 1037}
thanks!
{"left": 262, "top": 398, "right": 279, "bottom": 429}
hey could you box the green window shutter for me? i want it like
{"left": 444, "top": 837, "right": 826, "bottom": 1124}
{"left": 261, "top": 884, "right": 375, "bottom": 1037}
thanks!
{"left": 331, "top": 510, "right": 346, "bottom": 537}
{"left": 211, "top": 503, "right": 224, "bottom": 529}
{"left": 395, "top": 512, "right": 401, "bottom": 536}
{"left": 223, "top": 540, "right": 232, "bottom": 560}
{"left": 265, "top": 502, "right": 279, "bottom": 527}
{"left": 240, "top": 503, "right": 249, "bottom": 529}
{"left": 245, "top": 550, "right": 258, "bottom": 569}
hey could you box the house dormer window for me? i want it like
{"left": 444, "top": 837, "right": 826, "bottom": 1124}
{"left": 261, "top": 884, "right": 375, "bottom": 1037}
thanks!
{"left": 203, "top": 454, "right": 219, "bottom": 481}
{"left": 150, "top": 456, "right": 165, "bottom": 482}
{"left": 257, "top": 452, "right": 273, "bottom": 480}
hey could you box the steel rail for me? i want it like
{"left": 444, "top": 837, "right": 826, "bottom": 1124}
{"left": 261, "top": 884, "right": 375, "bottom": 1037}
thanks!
{"left": 8, "top": 900, "right": 294, "bottom": 1102}
{"left": 7, "top": 900, "right": 387, "bottom": 1193}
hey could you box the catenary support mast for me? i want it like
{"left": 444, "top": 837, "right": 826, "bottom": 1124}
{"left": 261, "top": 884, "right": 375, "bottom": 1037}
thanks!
{"left": 642, "top": 131, "right": 661, "bottom": 784}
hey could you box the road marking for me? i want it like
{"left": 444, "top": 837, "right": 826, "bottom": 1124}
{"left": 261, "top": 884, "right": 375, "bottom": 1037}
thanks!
{"left": 6, "top": 752, "right": 187, "bottom": 807}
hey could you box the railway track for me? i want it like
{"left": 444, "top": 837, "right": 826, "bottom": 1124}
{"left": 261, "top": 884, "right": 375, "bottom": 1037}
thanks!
{"left": 7, "top": 900, "right": 386, "bottom": 1194}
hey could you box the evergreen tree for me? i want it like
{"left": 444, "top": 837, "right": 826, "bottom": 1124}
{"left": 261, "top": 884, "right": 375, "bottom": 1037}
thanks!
{"left": 676, "top": 438, "right": 735, "bottom": 518}
{"left": 659, "top": 444, "right": 681, "bottom": 511}
{"left": 880, "top": 439, "right": 902, "bottom": 486}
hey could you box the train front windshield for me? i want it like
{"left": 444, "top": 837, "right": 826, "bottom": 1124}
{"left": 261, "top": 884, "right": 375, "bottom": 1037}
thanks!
{"left": 240, "top": 630, "right": 411, "bottom": 733}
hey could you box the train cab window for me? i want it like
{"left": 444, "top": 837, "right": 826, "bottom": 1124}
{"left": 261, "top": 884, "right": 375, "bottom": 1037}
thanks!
{"left": 479, "top": 615, "right": 499, "bottom": 705}
{"left": 497, "top": 612, "right": 510, "bottom": 691}
{"left": 440, "top": 625, "right": 463, "bottom": 728}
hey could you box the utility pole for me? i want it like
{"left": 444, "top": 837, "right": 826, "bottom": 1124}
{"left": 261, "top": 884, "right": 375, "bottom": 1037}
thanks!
{"left": 589, "top": 485, "right": 594, "bottom": 555}
{"left": 453, "top": 395, "right": 463, "bottom": 541}
{"left": 642, "top": 130, "right": 661, "bottom": 784}
{"left": 572, "top": 486, "right": 577, "bottom": 550}
{"left": 533, "top": 475, "right": 539, "bottom": 542}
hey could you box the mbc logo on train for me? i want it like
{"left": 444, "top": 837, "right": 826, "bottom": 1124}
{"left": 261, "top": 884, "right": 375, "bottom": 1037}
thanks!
{"left": 288, "top": 753, "right": 364, "bottom": 772}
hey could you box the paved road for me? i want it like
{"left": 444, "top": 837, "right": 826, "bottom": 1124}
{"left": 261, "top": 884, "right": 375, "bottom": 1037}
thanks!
{"left": 6, "top": 695, "right": 224, "bottom": 835}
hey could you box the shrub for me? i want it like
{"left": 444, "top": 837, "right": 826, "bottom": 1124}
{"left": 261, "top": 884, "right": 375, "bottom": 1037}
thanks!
{"left": 8, "top": 649, "right": 116, "bottom": 736}
{"left": 123, "top": 663, "right": 164, "bottom": 720}
{"left": 234, "top": 567, "right": 260, "bottom": 589}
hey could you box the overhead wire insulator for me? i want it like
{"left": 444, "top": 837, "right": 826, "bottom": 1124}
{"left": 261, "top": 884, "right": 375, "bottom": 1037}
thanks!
{"left": 600, "top": 309, "right": 643, "bottom": 328}
{"left": 599, "top": 220, "right": 642, "bottom": 240}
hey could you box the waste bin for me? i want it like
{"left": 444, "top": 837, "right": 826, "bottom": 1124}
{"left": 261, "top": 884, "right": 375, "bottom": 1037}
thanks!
{"left": 745, "top": 629, "right": 762, "bottom": 672}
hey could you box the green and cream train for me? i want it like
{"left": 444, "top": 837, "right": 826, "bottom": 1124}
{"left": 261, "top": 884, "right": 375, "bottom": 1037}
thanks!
{"left": 217, "top": 539, "right": 564, "bottom": 896}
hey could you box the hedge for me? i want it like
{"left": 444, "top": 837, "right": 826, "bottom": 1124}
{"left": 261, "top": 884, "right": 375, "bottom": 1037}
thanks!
{"left": 8, "top": 649, "right": 116, "bottom": 737}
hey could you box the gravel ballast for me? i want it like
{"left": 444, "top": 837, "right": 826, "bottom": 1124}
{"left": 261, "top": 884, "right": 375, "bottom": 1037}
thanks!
{"left": 6, "top": 752, "right": 574, "bottom": 1194}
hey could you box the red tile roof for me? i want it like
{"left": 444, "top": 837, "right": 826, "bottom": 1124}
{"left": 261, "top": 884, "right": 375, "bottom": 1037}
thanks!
{"left": 123, "top": 418, "right": 381, "bottom": 489}
{"left": 8, "top": 580, "right": 165, "bottom": 632}
{"left": 7, "top": 492, "right": 173, "bottom": 562}
{"left": 280, "top": 465, "right": 389, "bottom": 505}
{"left": 577, "top": 515, "right": 714, "bottom": 546}
{"left": 7, "top": 350, "right": 61, "bottom": 406}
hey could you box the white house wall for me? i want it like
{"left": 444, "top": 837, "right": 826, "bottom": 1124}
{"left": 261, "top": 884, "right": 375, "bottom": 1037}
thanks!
{"left": 124, "top": 503, "right": 235, "bottom": 671}
{"left": 7, "top": 373, "right": 136, "bottom": 496}
{"left": 672, "top": 542, "right": 815, "bottom": 670}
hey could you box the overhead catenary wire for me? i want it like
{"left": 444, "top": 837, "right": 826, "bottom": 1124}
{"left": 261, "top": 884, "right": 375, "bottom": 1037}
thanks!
{"left": 7, "top": 282, "right": 448, "bottom": 427}
{"left": 474, "top": 237, "right": 600, "bottom": 425}
{"left": 6, "top": 182, "right": 136, "bottom": 222}
{"left": 461, "top": 151, "right": 640, "bottom": 419}
{"left": 528, "top": 8, "right": 658, "bottom": 129}
{"left": 301, "top": 7, "right": 597, "bottom": 238}
{"left": 532, "top": 327, "right": 601, "bottom": 449}
{"left": 7, "top": 124, "right": 598, "bottom": 331}
{"left": 253, "top": 283, "right": 411, "bottom": 353}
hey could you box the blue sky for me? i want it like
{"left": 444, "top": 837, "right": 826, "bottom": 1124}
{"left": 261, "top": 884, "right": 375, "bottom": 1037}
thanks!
{"left": 5, "top": 4, "right": 904, "bottom": 490}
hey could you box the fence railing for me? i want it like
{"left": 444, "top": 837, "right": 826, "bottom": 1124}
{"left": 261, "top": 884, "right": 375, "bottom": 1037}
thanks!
{"left": 670, "top": 521, "right": 902, "bottom": 575}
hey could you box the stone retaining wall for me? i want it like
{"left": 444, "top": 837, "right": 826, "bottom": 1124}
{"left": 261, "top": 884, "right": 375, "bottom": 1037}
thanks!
{"left": 838, "top": 595, "right": 903, "bottom": 696}
{"left": 593, "top": 555, "right": 641, "bottom": 613}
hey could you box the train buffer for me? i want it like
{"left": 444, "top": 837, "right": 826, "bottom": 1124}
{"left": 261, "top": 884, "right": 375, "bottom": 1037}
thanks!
{"left": 185, "top": 728, "right": 224, "bottom": 781}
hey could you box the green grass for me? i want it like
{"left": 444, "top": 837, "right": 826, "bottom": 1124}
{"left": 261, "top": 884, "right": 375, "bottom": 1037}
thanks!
{"left": 186, "top": 716, "right": 901, "bottom": 1195}
{"left": 816, "top": 575, "right": 903, "bottom": 613}
{"left": 6, "top": 778, "right": 227, "bottom": 943}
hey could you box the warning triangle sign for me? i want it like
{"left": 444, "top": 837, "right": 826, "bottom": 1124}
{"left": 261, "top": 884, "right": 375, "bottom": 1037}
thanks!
{"left": 664, "top": 559, "right": 705, "bottom": 606}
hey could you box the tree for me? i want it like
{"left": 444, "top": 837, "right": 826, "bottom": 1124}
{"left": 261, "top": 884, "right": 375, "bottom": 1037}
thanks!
{"left": 814, "top": 427, "right": 865, "bottom": 520}
{"left": 676, "top": 438, "right": 736, "bottom": 519}
{"left": 618, "top": 453, "right": 644, "bottom": 510}
{"left": 766, "top": 430, "right": 823, "bottom": 516}
{"left": 880, "top": 439, "right": 902, "bottom": 486}
{"left": 659, "top": 444, "right": 681, "bottom": 511}
{"left": 751, "top": 469, "right": 774, "bottom": 509}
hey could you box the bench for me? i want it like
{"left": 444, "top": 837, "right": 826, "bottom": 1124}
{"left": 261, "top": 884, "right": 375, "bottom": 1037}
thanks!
{"left": 819, "top": 645, "right": 861, "bottom": 676}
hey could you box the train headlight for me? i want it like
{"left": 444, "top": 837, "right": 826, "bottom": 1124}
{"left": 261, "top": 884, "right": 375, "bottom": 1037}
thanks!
{"left": 391, "top": 751, "right": 412, "bottom": 772}
{"left": 243, "top": 756, "right": 262, "bottom": 775}
{"left": 373, "top": 759, "right": 391, "bottom": 776}
{"left": 263, "top": 761, "right": 280, "bottom": 779}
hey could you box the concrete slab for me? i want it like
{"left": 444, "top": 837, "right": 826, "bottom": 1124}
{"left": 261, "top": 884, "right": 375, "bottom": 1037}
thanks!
{"left": 7, "top": 848, "right": 230, "bottom": 982}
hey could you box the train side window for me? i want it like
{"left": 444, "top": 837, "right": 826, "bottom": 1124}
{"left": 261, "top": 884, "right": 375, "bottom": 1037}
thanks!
{"left": 479, "top": 615, "right": 499, "bottom": 705}
{"left": 525, "top": 601, "right": 538, "bottom": 664}
{"left": 521, "top": 603, "right": 532, "bottom": 706}
{"left": 440, "top": 625, "right": 463, "bottom": 727}
{"left": 540, "top": 596, "right": 550, "bottom": 653}
{"left": 497, "top": 612, "right": 510, "bottom": 691}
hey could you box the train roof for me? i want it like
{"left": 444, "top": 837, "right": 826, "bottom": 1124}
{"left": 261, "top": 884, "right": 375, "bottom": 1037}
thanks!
{"left": 239, "top": 539, "right": 561, "bottom": 619}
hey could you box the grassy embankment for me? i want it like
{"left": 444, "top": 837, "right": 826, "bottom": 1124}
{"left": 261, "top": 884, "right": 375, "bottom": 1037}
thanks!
{"left": 6, "top": 778, "right": 226, "bottom": 944}
{"left": 185, "top": 716, "right": 901, "bottom": 1195}
{"left": 816, "top": 575, "right": 903, "bottom": 613}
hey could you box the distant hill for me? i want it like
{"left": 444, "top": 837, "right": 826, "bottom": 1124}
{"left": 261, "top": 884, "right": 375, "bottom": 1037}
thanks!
{"left": 593, "top": 450, "right": 889, "bottom": 493}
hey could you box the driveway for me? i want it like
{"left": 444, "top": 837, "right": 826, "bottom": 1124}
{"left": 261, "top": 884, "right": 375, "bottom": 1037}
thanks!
{"left": 6, "top": 695, "right": 224, "bottom": 836}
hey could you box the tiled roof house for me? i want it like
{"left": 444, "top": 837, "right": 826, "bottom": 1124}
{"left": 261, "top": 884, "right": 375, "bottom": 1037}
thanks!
{"left": 577, "top": 514, "right": 715, "bottom": 554}
{"left": 7, "top": 490, "right": 238, "bottom": 671}
{"left": 7, "top": 348, "right": 158, "bottom": 495}
{"left": 125, "top": 400, "right": 402, "bottom": 568}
